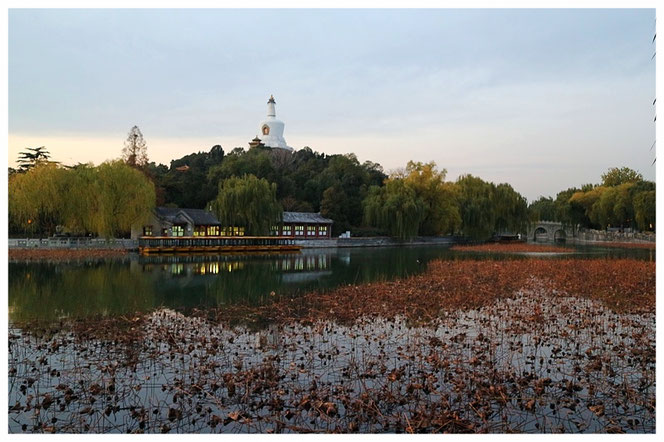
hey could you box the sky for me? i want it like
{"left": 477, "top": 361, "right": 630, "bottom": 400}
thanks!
{"left": 7, "top": 8, "right": 657, "bottom": 201}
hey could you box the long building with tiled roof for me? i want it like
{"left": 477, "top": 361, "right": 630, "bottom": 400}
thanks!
{"left": 133, "top": 208, "right": 333, "bottom": 240}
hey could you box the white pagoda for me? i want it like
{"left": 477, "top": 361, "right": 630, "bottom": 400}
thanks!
{"left": 255, "top": 95, "right": 293, "bottom": 151}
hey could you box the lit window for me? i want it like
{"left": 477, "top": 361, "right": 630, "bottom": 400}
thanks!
{"left": 142, "top": 226, "right": 153, "bottom": 236}
{"left": 207, "top": 226, "right": 220, "bottom": 236}
{"left": 172, "top": 225, "right": 184, "bottom": 237}
{"left": 228, "top": 226, "right": 245, "bottom": 237}
{"left": 194, "top": 226, "right": 206, "bottom": 237}
{"left": 282, "top": 225, "right": 292, "bottom": 235}
{"left": 271, "top": 225, "right": 279, "bottom": 236}
{"left": 307, "top": 226, "right": 316, "bottom": 235}
{"left": 319, "top": 225, "right": 328, "bottom": 236}
{"left": 295, "top": 225, "right": 304, "bottom": 236}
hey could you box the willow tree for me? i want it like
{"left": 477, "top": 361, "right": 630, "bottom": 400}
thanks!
{"left": 402, "top": 161, "right": 460, "bottom": 236}
{"left": 94, "top": 161, "right": 156, "bottom": 237}
{"left": 492, "top": 182, "right": 528, "bottom": 234}
{"left": 363, "top": 179, "right": 424, "bottom": 240}
{"left": 211, "top": 174, "right": 282, "bottom": 236}
{"left": 9, "top": 162, "right": 69, "bottom": 236}
{"left": 633, "top": 189, "right": 655, "bottom": 231}
{"left": 10, "top": 161, "right": 155, "bottom": 237}
{"left": 60, "top": 163, "right": 100, "bottom": 234}
{"left": 455, "top": 174, "right": 496, "bottom": 241}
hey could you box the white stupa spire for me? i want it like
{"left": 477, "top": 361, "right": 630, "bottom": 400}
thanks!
{"left": 257, "top": 95, "right": 293, "bottom": 151}
{"left": 267, "top": 95, "right": 276, "bottom": 117}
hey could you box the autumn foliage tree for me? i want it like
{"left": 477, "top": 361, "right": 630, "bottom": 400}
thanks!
{"left": 601, "top": 167, "right": 643, "bottom": 187}
{"left": 547, "top": 167, "right": 654, "bottom": 231}
{"left": 122, "top": 125, "right": 149, "bottom": 168}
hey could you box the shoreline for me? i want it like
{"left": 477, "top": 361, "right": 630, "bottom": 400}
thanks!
{"left": 7, "top": 236, "right": 655, "bottom": 261}
{"left": 8, "top": 248, "right": 129, "bottom": 261}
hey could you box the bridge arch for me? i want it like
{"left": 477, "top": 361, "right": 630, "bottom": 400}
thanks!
{"left": 534, "top": 227, "right": 548, "bottom": 242}
{"left": 553, "top": 229, "right": 567, "bottom": 242}
{"left": 528, "top": 221, "right": 576, "bottom": 243}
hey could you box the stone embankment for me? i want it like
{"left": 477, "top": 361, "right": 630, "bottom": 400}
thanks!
{"left": 572, "top": 229, "right": 655, "bottom": 246}
{"left": 8, "top": 237, "right": 136, "bottom": 261}
{"left": 337, "top": 236, "right": 456, "bottom": 248}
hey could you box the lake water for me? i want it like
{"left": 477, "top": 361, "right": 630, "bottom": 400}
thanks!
{"left": 8, "top": 243, "right": 655, "bottom": 433}
{"left": 8, "top": 243, "right": 653, "bottom": 323}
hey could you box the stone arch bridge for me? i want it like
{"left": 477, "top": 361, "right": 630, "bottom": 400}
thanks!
{"left": 527, "top": 221, "right": 575, "bottom": 242}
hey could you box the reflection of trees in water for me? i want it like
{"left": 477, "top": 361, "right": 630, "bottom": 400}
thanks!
{"left": 9, "top": 261, "right": 155, "bottom": 323}
{"left": 140, "top": 253, "right": 337, "bottom": 309}
{"left": 10, "top": 245, "right": 653, "bottom": 324}
{"left": 9, "top": 249, "right": 451, "bottom": 323}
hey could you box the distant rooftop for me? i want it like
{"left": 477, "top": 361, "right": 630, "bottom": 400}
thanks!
{"left": 155, "top": 207, "right": 221, "bottom": 226}
{"left": 283, "top": 212, "right": 333, "bottom": 224}
{"left": 154, "top": 207, "right": 333, "bottom": 226}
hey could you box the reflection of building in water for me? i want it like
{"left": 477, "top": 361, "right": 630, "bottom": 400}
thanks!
{"left": 169, "top": 263, "right": 185, "bottom": 276}
{"left": 274, "top": 253, "right": 333, "bottom": 283}
{"left": 138, "top": 252, "right": 332, "bottom": 278}
{"left": 137, "top": 251, "right": 338, "bottom": 284}
{"left": 271, "top": 253, "right": 330, "bottom": 272}
{"left": 193, "top": 261, "right": 245, "bottom": 275}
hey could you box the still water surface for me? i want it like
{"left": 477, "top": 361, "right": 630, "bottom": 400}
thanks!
{"left": 8, "top": 243, "right": 653, "bottom": 323}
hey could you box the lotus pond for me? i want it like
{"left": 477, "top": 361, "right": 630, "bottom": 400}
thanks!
{"left": 8, "top": 243, "right": 656, "bottom": 433}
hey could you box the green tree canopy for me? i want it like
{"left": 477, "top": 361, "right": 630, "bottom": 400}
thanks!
{"left": 569, "top": 186, "right": 607, "bottom": 229}
{"left": 16, "top": 146, "right": 53, "bottom": 173}
{"left": 94, "top": 161, "right": 156, "bottom": 237}
{"left": 9, "top": 162, "right": 69, "bottom": 236}
{"left": 402, "top": 161, "right": 460, "bottom": 236}
{"left": 492, "top": 183, "right": 528, "bottom": 234}
{"left": 9, "top": 160, "right": 155, "bottom": 238}
{"left": 455, "top": 175, "right": 497, "bottom": 241}
{"left": 633, "top": 189, "right": 655, "bottom": 231}
{"left": 528, "top": 196, "right": 557, "bottom": 222}
{"left": 211, "top": 174, "right": 282, "bottom": 236}
{"left": 363, "top": 180, "right": 424, "bottom": 240}
{"left": 320, "top": 184, "right": 351, "bottom": 235}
